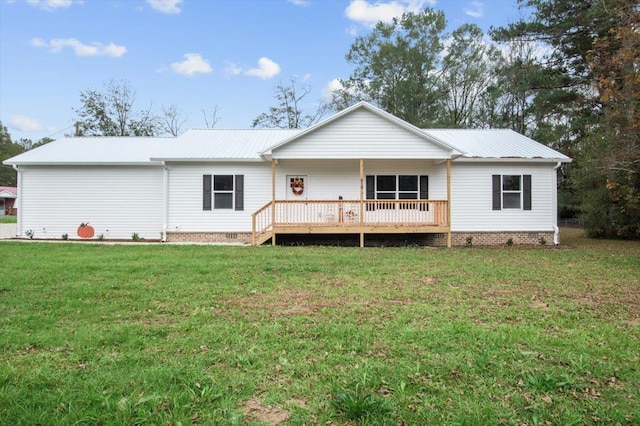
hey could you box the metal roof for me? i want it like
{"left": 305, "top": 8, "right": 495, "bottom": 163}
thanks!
{"left": 152, "top": 128, "right": 302, "bottom": 161}
{"left": 3, "top": 137, "right": 176, "bottom": 166}
{"left": 424, "top": 129, "right": 571, "bottom": 162}
{"left": 3, "top": 110, "right": 571, "bottom": 166}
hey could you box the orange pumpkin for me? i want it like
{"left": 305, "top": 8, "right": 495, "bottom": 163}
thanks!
{"left": 77, "top": 223, "right": 95, "bottom": 238}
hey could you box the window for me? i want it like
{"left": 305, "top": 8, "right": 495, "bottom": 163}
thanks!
{"left": 492, "top": 174, "right": 531, "bottom": 210}
{"left": 203, "top": 175, "right": 244, "bottom": 211}
{"left": 366, "top": 175, "right": 428, "bottom": 209}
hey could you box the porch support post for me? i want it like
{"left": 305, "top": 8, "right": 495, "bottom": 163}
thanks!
{"left": 271, "top": 159, "right": 276, "bottom": 246}
{"left": 446, "top": 158, "right": 452, "bottom": 248}
{"left": 359, "top": 159, "right": 364, "bottom": 224}
{"left": 359, "top": 159, "right": 365, "bottom": 248}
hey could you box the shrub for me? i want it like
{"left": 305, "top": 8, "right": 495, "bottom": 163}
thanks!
{"left": 131, "top": 232, "right": 142, "bottom": 241}
{"left": 25, "top": 229, "right": 34, "bottom": 239}
{"left": 506, "top": 238, "right": 514, "bottom": 246}
{"left": 61, "top": 233, "right": 68, "bottom": 240}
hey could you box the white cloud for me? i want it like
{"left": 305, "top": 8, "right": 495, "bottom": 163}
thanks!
{"left": 30, "top": 37, "right": 46, "bottom": 48}
{"left": 31, "top": 37, "right": 126, "bottom": 57}
{"left": 464, "top": 1, "right": 484, "bottom": 18}
{"left": 24, "top": 0, "right": 78, "bottom": 11}
{"left": 244, "top": 57, "right": 281, "bottom": 80}
{"left": 345, "top": 0, "right": 435, "bottom": 27}
{"left": 322, "top": 78, "right": 344, "bottom": 101}
{"left": 287, "top": 0, "right": 311, "bottom": 6}
{"left": 146, "top": 0, "right": 183, "bottom": 14}
{"left": 224, "top": 62, "right": 243, "bottom": 77}
{"left": 8, "top": 115, "right": 48, "bottom": 132}
{"left": 170, "top": 53, "right": 213, "bottom": 76}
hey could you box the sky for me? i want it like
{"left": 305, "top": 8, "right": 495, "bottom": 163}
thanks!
{"left": 0, "top": 0, "right": 523, "bottom": 142}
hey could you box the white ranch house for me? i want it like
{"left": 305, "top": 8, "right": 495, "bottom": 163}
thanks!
{"left": 4, "top": 102, "right": 571, "bottom": 246}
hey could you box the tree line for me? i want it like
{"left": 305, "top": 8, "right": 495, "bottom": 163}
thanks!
{"left": 1, "top": 0, "right": 637, "bottom": 238}
{"left": 330, "top": 0, "right": 638, "bottom": 239}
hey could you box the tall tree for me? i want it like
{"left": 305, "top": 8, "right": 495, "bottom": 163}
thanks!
{"left": 74, "top": 79, "right": 162, "bottom": 137}
{"left": 336, "top": 9, "right": 447, "bottom": 127}
{"left": 16, "top": 136, "right": 54, "bottom": 151}
{"left": 161, "top": 104, "right": 187, "bottom": 137}
{"left": 0, "top": 121, "right": 24, "bottom": 186}
{"left": 252, "top": 79, "right": 328, "bottom": 129}
{"left": 202, "top": 105, "right": 221, "bottom": 129}
{"left": 494, "top": 0, "right": 639, "bottom": 238}
{"left": 582, "top": 0, "right": 640, "bottom": 238}
{"left": 440, "top": 24, "right": 502, "bottom": 128}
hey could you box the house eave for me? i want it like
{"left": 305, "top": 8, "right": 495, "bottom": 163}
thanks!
{"left": 7, "top": 161, "right": 164, "bottom": 167}
{"left": 454, "top": 157, "right": 572, "bottom": 163}
{"left": 151, "top": 157, "right": 264, "bottom": 163}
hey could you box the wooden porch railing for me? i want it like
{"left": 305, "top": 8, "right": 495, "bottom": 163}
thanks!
{"left": 252, "top": 200, "right": 448, "bottom": 245}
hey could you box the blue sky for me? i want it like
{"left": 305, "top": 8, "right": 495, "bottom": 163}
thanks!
{"left": 0, "top": 0, "right": 521, "bottom": 141}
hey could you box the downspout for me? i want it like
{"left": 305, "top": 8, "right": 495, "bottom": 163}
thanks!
{"left": 162, "top": 162, "right": 168, "bottom": 242}
{"left": 552, "top": 162, "right": 561, "bottom": 245}
{"left": 13, "top": 165, "right": 22, "bottom": 237}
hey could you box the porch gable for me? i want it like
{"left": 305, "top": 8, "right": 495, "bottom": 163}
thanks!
{"left": 265, "top": 102, "right": 459, "bottom": 160}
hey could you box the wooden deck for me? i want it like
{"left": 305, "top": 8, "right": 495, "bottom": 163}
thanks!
{"left": 252, "top": 199, "right": 450, "bottom": 246}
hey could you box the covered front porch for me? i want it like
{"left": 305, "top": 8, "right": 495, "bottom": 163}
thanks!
{"left": 251, "top": 157, "right": 452, "bottom": 247}
{"left": 251, "top": 103, "right": 460, "bottom": 246}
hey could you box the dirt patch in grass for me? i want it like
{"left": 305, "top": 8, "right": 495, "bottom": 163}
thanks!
{"left": 223, "top": 277, "right": 442, "bottom": 318}
{"left": 243, "top": 398, "right": 290, "bottom": 425}
{"left": 224, "top": 289, "right": 340, "bottom": 317}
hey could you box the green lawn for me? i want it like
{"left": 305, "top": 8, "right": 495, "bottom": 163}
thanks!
{"left": 1, "top": 229, "right": 638, "bottom": 425}
{"left": 0, "top": 216, "right": 17, "bottom": 223}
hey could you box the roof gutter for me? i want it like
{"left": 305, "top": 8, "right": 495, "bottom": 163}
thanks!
{"left": 13, "top": 165, "right": 22, "bottom": 238}
{"left": 553, "top": 161, "right": 562, "bottom": 245}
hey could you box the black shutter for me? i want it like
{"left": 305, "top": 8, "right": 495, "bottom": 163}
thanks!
{"left": 365, "top": 175, "right": 375, "bottom": 211}
{"left": 492, "top": 175, "right": 501, "bottom": 210}
{"left": 365, "top": 175, "right": 375, "bottom": 199}
{"left": 203, "top": 175, "right": 212, "bottom": 211}
{"left": 419, "top": 175, "right": 429, "bottom": 211}
{"left": 419, "top": 175, "right": 428, "bottom": 199}
{"left": 235, "top": 175, "right": 244, "bottom": 211}
{"left": 523, "top": 174, "right": 532, "bottom": 210}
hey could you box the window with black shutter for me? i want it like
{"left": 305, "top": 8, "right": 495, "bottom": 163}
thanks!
{"left": 493, "top": 174, "right": 532, "bottom": 210}
{"left": 203, "top": 174, "right": 244, "bottom": 210}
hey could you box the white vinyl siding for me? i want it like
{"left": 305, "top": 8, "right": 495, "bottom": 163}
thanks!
{"left": 273, "top": 159, "right": 446, "bottom": 201}
{"left": 272, "top": 108, "right": 452, "bottom": 160}
{"left": 451, "top": 163, "right": 556, "bottom": 232}
{"left": 19, "top": 166, "right": 164, "bottom": 240}
{"left": 168, "top": 163, "right": 271, "bottom": 233}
